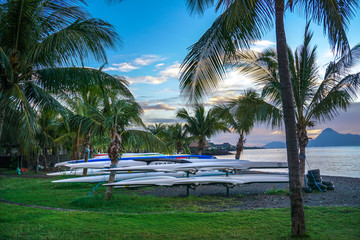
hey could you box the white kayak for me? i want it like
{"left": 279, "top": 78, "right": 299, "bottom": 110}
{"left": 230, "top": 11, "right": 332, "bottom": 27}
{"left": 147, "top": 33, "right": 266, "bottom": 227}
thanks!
{"left": 51, "top": 171, "right": 227, "bottom": 183}
{"left": 103, "top": 174, "right": 289, "bottom": 188}
{"left": 47, "top": 168, "right": 110, "bottom": 176}
{"left": 65, "top": 160, "right": 145, "bottom": 169}
{"left": 104, "top": 160, "right": 288, "bottom": 173}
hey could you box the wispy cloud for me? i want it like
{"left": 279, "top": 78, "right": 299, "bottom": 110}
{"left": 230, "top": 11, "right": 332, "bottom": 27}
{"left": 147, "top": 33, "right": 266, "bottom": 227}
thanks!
{"left": 140, "top": 102, "right": 176, "bottom": 111}
{"left": 155, "top": 63, "right": 165, "bottom": 70}
{"left": 104, "top": 54, "right": 165, "bottom": 72}
{"left": 127, "top": 62, "right": 181, "bottom": 85}
{"left": 134, "top": 55, "right": 165, "bottom": 66}
{"left": 206, "top": 70, "right": 259, "bottom": 104}
{"left": 127, "top": 75, "right": 167, "bottom": 84}
{"left": 250, "top": 40, "right": 276, "bottom": 52}
{"left": 251, "top": 40, "right": 276, "bottom": 47}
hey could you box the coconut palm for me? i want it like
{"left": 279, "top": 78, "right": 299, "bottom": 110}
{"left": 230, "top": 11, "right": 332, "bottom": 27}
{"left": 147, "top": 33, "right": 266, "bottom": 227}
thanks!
{"left": 148, "top": 123, "right": 168, "bottom": 141}
{"left": 214, "top": 89, "right": 282, "bottom": 159}
{"left": 72, "top": 96, "right": 168, "bottom": 200}
{"left": 0, "top": 0, "right": 121, "bottom": 152}
{"left": 176, "top": 105, "right": 228, "bottom": 155}
{"left": 236, "top": 25, "right": 360, "bottom": 186}
{"left": 166, "top": 123, "right": 191, "bottom": 154}
{"left": 180, "top": 0, "right": 358, "bottom": 235}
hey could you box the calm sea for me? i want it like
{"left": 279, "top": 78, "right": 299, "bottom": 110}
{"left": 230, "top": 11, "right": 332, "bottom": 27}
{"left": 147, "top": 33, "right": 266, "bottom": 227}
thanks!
{"left": 215, "top": 146, "right": 360, "bottom": 178}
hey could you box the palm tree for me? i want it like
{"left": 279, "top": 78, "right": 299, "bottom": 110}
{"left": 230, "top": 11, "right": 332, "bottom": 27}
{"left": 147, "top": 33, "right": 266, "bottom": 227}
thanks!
{"left": 176, "top": 105, "right": 228, "bottom": 155}
{"left": 60, "top": 70, "right": 132, "bottom": 175}
{"left": 72, "top": 96, "right": 168, "bottom": 200}
{"left": 148, "top": 123, "right": 168, "bottom": 141}
{"left": 214, "top": 89, "right": 282, "bottom": 159}
{"left": 236, "top": 25, "right": 360, "bottom": 186}
{"left": 166, "top": 123, "right": 191, "bottom": 154}
{"left": 0, "top": 0, "right": 121, "bottom": 152}
{"left": 180, "top": 0, "right": 358, "bottom": 235}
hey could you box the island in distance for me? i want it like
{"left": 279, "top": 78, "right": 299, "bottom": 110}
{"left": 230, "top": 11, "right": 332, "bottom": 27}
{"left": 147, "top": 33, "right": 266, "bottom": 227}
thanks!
{"left": 262, "top": 128, "right": 360, "bottom": 148}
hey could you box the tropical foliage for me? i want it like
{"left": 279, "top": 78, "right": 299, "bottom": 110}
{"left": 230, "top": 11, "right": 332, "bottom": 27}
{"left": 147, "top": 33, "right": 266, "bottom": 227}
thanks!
{"left": 236, "top": 25, "right": 360, "bottom": 185}
{"left": 180, "top": 0, "right": 358, "bottom": 235}
{"left": 177, "top": 105, "right": 228, "bottom": 155}
{"left": 214, "top": 89, "right": 281, "bottom": 159}
{"left": 0, "top": 0, "right": 121, "bottom": 154}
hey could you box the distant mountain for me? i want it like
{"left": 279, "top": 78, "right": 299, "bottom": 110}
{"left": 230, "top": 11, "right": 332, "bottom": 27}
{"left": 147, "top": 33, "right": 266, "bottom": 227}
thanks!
{"left": 262, "top": 141, "right": 286, "bottom": 149}
{"left": 308, "top": 128, "right": 360, "bottom": 147}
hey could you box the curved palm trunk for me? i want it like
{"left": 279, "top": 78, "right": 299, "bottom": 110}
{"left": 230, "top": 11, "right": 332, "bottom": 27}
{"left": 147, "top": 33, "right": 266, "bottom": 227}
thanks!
{"left": 235, "top": 133, "right": 245, "bottom": 160}
{"left": 197, "top": 139, "right": 206, "bottom": 155}
{"left": 297, "top": 126, "right": 309, "bottom": 188}
{"left": 104, "top": 128, "right": 122, "bottom": 200}
{"left": 82, "top": 134, "right": 91, "bottom": 176}
{"left": 275, "top": 0, "right": 306, "bottom": 236}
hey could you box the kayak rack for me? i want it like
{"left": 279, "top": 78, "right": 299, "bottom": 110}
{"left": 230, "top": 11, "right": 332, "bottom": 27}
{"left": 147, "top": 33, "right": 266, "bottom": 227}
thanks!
{"left": 185, "top": 171, "right": 232, "bottom": 197}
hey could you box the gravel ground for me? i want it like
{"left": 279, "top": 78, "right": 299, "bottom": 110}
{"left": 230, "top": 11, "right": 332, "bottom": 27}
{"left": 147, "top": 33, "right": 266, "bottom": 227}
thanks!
{"left": 138, "top": 174, "right": 360, "bottom": 210}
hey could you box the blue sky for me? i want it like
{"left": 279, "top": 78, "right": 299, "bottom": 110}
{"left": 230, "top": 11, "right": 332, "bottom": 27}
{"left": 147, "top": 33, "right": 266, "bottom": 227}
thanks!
{"left": 86, "top": 1, "right": 360, "bottom": 146}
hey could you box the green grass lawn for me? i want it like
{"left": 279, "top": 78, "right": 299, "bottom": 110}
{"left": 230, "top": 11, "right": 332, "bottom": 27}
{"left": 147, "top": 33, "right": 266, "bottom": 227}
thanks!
{"left": 0, "top": 176, "right": 359, "bottom": 239}
{"left": 1, "top": 203, "right": 359, "bottom": 240}
{"left": 0, "top": 177, "right": 240, "bottom": 212}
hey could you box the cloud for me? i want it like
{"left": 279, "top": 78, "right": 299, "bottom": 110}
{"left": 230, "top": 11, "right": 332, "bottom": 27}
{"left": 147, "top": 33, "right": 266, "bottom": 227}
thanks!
{"left": 104, "top": 54, "right": 165, "bottom": 72}
{"left": 140, "top": 102, "right": 176, "bottom": 111}
{"left": 127, "top": 75, "right": 167, "bottom": 84}
{"left": 134, "top": 55, "right": 165, "bottom": 66}
{"left": 250, "top": 40, "right": 276, "bottom": 52}
{"left": 127, "top": 62, "right": 181, "bottom": 85}
{"left": 155, "top": 63, "right": 165, "bottom": 70}
{"left": 159, "top": 63, "right": 180, "bottom": 78}
{"left": 144, "top": 118, "right": 178, "bottom": 124}
{"left": 104, "top": 62, "right": 138, "bottom": 72}
{"left": 205, "top": 70, "right": 260, "bottom": 104}
{"left": 252, "top": 40, "right": 276, "bottom": 47}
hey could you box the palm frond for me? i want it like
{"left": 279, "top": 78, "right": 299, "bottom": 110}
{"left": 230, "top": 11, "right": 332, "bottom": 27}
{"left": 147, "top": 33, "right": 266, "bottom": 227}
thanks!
{"left": 292, "top": 0, "right": 358, "bottom": 55}
{"left": 180, "top": 0, "right": 273, "bottom": 102}
{"left": 122, "top": 129, "right": 170, "bottom": 154}
{"left": 36, "top": 67, "right": 132, "bottom": 98}
{"left": 0, "top": 47, "right": 14, "bottom": 82}
{"left": 29, "top": 18, "right": 120, "bottom": 67}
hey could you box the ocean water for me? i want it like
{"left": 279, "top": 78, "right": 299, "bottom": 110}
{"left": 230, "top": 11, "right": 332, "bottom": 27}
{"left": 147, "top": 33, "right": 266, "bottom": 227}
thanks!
{"left": 215, "top": 146, "right": 360, "bottom": 178}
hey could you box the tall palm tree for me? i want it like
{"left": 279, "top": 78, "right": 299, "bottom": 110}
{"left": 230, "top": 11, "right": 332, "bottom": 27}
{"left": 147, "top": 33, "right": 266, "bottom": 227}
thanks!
{"left": 0, "top": 0, "right": 121, "bottom": 152}
{"left": 180, "top": 0, "right": 358, "bottom": 235}
{"left": 214, "top": 89, "right": 282, "bottom": 159}
{"left": 236, "top": 25, "right": 360, "bottom": 186}
{"left": 177, "top": 105, "right": 228, "bottom": 155}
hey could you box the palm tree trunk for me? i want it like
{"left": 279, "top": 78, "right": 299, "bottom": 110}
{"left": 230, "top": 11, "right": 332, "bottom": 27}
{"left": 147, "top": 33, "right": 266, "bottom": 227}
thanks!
{"left": 297, "top": 126, "right": 309, "bottom": 188}
{"left": 275, "top": 0, "right": 306, "bottom": 236}
{"left": 235, "top": 133, "right": 245, "bottom": 160}
{"left": 177, "top": 141, "right": 183, "bottom": 154}
{"left": 43, "top": 145, "right": 47, "bottom": 170}
{"left": 104, "top": 130, "right": 122, "bottom": 200}
{"left": 197, "top": 139, "right": 205, "bottom": 155}
{"left": 82, "top": 134, "right": 91, "bottom": 176}
{"left": 35, "top": 151, "right": 39, "bottom": 173}
{"left": 0, "top": 109, "right": 5, "bottom": 141}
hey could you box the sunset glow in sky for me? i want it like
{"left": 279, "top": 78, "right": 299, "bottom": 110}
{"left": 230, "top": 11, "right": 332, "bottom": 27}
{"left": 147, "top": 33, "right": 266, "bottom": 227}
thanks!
{"left": 86, "top": 1, "right": 360, "bottom": 146}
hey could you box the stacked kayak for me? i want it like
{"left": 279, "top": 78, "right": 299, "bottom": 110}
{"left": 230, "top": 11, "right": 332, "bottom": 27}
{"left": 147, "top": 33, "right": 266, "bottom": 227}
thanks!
{"left": 48, "top": 154, "right": 289, "bottom": 191}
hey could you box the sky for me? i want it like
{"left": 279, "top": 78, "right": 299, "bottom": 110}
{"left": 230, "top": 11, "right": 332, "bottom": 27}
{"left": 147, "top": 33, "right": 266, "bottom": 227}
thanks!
{"left": 85, "top": 1, "right": 360, "bottom": 146}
